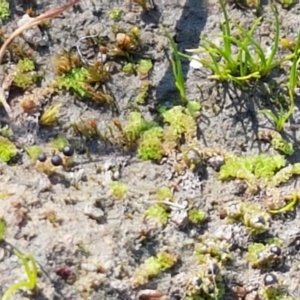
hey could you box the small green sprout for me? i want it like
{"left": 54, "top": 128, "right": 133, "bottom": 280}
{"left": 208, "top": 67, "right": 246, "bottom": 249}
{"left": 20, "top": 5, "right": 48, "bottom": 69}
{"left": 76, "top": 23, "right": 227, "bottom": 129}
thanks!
{"left": 162, "top": 26, "right": 187, "bottom": 105}
{"left": 163, "top": 106, "right": 197, "bottom": 143}
{"left": 0, "top": 125, "right": 13, "bottom": 138}
{"left": 156, "top": 186, "right": 173, "bottom": 201}
{"left": 259, "top": 130, "right": 294, "bottom": 156}
{"left": 131, "top": 251, "right": 178, "bottom": 287}
{"left": 0, "top": 137, "right": 17, "bottom": 162}
{"left": 25, "top": 145, "right": 43, "bottom": 161}
{"left": 2, "top": 249, "right": 38, "bottom": 300}
{"left": 122, "top": 63, "right": 135, "bottom": 75}
{"left": 0, "top": 0, "right": 10, "bottom": 21}
{"left": 39, "top": 104, "right": 61, "bottom": 126}
{"left": 260, "top": 273, "right": 286, "bottom": 300}
{"left": 136, "top": 59, "right": 153, "bottom": 78}
{"left": 277, "top": 0, "right": 295, "bottom": 8}
{"left": 136, "top": 80, "right": 150, "bottom": 104}
{"left": 268, "top": 192, "right": 299, "bottom": 214}
{"left": 188, "top": 209, "right": 206, "bottom": 224}
{"left": 123, "top": 112, "right": 158, "bottom": 148}
{"left": 144, "top": 204, "right": 169, "bottom": 225}
{"left": 184, "top": 259, "right": 225, "bottom": 299}
{"left": 219, "top": 154, "right": 286, "bottom": 184}
{"left": 132, "top": 0, "right": 148, "bottom": 11}
{"left": 247, "top": 243, "right": 282, "bottom": 269}
{"left": 224, "top": 202, "right": 270, "bottom": 235}
{"left": 0, "top": 217, "right": 5, "bottom": 240}
{"left": 17, "top": 57, "right": 35, "bottom": 72}
{"left": 50, "top": 135, "right": 69, "bottom": 151}
{"left": 194, "top": 234, "right": 232, "bottom": 263}
{"left": 56, "top": 67, "right": 89, "bottom": 97}
{"left": 108, "top": 9, "right": 123, "bottom": 21}
{"left": 109, "top": 181, "right": 128, "bottom": 200}
{"left": 137, "top": 126, "right": 164, "bottom": 160}
{"left": 13, "top": 58, "right": 40, "bottom": 89}
{"left": 272, "top": 164, "right": 300, "bottom": 186}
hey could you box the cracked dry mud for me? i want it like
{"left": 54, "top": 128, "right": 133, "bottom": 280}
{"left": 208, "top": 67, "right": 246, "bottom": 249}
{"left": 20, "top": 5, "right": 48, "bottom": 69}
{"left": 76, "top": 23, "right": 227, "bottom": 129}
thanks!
{"left": 1, "top": 0, "right": 300, "bottom": 299}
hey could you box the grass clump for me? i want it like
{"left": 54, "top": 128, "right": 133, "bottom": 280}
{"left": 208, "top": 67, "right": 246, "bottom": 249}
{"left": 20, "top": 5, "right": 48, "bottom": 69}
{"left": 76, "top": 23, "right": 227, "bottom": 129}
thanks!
{"left": 0, "top": 137, "right": 17, "bottom": 162}
{"left": 183, "top": 1, "right": 285, "bottom": 85}
{"left": 131, "top": 251, "right": 178, "bottom": 287}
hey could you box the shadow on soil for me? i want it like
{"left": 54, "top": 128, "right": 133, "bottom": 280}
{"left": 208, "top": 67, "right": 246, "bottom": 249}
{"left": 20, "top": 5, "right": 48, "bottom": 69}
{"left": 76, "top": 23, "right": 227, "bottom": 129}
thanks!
{"left": 154, "top": 0, "right": 208, "bottom": 105}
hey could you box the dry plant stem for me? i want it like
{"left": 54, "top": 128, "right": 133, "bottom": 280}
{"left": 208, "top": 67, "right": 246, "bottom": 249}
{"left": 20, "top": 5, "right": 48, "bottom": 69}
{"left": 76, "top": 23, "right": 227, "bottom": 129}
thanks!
{"left": 0, "top": 0, "right": 81, "bottom": 117}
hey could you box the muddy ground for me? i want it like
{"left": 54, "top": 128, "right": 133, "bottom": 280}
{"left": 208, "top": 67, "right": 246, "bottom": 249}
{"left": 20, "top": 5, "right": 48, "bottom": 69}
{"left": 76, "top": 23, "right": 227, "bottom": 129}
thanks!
{"left": 1, "top": 0, "right": 300, "bottom": 299}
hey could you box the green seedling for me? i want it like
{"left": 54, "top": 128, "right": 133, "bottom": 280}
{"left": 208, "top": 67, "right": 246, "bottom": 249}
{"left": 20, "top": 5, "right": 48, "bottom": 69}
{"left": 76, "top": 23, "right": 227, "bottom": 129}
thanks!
{"left": 219, "top": 154, "right": 286, "bottom": 189}
{"left": 162, "top": 26, "right": 187, "bottom": 106}
{"left": 156, "top": 186, "right": 173, "bottom": 201}
{"left": 132, "top": 0, "right": 148, "bottom": 11}
{"left": 188, "top": 209, "right": 206, "bottom": 224}
{"left": 194, "top": 234, "right": 232, "bottom": 263}
{"left": 131, "top": 251, "right": 178, "bottom": 288}
{"left": 268, "top": 192, "right": 299, "bottom": 214}
{"left": 247, "top": 243, "right": 282, "bottom": 269}
{"left": 277, "top": 0, "right": 294, "bottom": 8}
{"left": 259, "top": 273, "right": 286, "bottom": 300}
{"left": 225, "top": 202, "right": 270, "bottom": 235}
{"left": 56, "top": 67, "right": 90, "bottom": 97}
{"left": 13, "top": 58, "right": 41, "bottom": 89}
{"left": 0, "top": 125, "right": 13, "bottom": 138}
{"left": 258, "top": 130, "right": 294, "bottom": 155}
{"left": 50, "top": 135, "right": 69, "bottom": 151}
{"left": 144, "top": 204, "right": 169, "bottom": 225}
{"left": 0, "top": 217, "right": 5, "bottom": 240}
{"left": 185, "top": 259, "right": 225, "bottom": 300}
{"left": 136, "top": 80, "right": 151, "bottom": 104}
{"left": 163, "top": 106, "right": 197, "bottom": 152}
{"left": 39, "top": 104, "right": 61, "bottom": 126}
{"left": 272, "top": 163, "right": 300, "bottom": 187}
{"left": 109, "top": 181, "right": 128, "bottom": 200}
{"left": 122, "top": 63, "right": 135, "bottom": 75}
{"left": 25, "top": 145, "right": 43, "bottom": 161}
{"left": 2, "top": 249, "right": 38, "bottom": 300}
{"left": 0, "top": 0, "right": 10, "bottom": 21}
{"left": 0, "top": 136, "right": 17, "bottom": 162}
{"left": 119, "top": 112, "right": 158, "bottom": 149}
{"left": 108, "top": 9, "right": 123, "bottom": 21}
{"left": 136, "top": 59, "right": 153, "bottom": 79}
{"left": 138, "top": 126, "right": 164, "bottom": 160}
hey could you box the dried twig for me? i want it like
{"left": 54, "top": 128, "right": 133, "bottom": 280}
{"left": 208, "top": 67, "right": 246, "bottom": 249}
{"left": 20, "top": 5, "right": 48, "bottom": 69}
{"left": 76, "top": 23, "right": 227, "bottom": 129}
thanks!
{"left": 0, "top": 0, "right": 81, "bottom": 117}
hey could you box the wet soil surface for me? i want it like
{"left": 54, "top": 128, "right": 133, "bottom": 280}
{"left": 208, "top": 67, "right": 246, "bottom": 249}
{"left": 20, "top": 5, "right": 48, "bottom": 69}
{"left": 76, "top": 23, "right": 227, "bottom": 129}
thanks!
{"left": 1, "top": 0, "right": 300, "bottom": 299}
